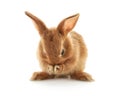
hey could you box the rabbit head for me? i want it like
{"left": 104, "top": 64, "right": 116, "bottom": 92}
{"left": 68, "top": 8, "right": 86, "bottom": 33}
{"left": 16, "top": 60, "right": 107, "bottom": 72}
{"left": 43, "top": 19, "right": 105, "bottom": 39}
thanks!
{"left": 25, "top": 11, "right": 79, "bottom": 65}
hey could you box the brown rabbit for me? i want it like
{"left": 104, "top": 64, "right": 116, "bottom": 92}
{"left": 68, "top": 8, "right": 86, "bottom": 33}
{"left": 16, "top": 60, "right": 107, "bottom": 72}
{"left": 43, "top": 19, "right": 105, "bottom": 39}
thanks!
{"left": 25, "top": 11, "right": 93, "bottom": 81}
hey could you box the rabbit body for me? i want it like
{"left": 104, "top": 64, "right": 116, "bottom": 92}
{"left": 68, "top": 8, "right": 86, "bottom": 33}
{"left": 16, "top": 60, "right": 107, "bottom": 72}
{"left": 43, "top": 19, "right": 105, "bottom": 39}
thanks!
{"left": 25, "top": 11, "right": 93, "bottom": 81}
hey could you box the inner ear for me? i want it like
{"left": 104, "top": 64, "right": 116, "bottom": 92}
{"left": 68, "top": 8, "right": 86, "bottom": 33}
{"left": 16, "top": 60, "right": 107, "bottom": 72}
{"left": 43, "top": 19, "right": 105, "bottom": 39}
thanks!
{"left": 57, "top": 13, "right": 79, "bottom": 36}
{"left": 25, "top": 11, "right": 48, "bottom": 36}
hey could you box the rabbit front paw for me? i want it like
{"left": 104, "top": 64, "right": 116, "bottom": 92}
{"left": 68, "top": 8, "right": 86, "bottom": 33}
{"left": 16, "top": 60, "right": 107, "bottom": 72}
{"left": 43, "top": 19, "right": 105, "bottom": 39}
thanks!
{"left": 47, "top": 65, "right": 54, "bottom": 74}
{"left": 54, "top": 64, "right": 64, "bottom": 74}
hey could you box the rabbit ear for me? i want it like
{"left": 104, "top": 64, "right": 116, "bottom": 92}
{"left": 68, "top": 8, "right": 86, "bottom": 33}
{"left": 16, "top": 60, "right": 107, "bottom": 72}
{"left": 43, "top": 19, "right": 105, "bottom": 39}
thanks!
{"left": 57, "top": 13, "right": 79, "bottom": 36}
{"left": 25, "top": 11, "right": 48, "bottom": 36}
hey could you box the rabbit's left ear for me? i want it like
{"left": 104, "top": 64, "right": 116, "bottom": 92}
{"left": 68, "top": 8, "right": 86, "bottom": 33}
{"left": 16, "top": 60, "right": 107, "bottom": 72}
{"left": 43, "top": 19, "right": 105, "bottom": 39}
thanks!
{"left": 25, "top": 11, "right": 48, "bottom": 36}
{"left": 57, "top": 13, "right": 79, "bottom": 36}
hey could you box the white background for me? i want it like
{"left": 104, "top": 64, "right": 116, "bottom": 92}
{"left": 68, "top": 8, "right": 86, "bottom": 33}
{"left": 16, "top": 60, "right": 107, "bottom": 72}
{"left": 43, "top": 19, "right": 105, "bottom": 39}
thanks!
{"left": 0, "top": 0, "right": 120, "bottom": 96}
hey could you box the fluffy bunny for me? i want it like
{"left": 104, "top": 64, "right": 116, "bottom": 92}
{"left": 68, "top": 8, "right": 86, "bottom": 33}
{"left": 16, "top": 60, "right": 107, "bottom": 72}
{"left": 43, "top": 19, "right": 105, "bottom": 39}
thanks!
{"left": 25, "top": 11, "right": 93, "bottom": 81}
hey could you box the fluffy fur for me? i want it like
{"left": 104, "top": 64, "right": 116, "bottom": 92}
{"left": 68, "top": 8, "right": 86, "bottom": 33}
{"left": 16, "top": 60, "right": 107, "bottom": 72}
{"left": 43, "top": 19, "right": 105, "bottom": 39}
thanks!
{"left": 25, "top": 11, "right": 93, "bottom": 81}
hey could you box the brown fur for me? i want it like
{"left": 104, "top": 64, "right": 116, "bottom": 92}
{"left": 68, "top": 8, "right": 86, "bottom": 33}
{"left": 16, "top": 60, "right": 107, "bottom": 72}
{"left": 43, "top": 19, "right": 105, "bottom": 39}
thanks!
{"left": 25, "top": 11, "right": 93, "bottom": 81}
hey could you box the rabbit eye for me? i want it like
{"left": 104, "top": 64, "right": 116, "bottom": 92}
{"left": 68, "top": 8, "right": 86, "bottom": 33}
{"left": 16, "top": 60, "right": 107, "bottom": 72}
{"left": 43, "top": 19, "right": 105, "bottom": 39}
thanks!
{"left": 61, "top": 49, "right": 65, "bottom": 56}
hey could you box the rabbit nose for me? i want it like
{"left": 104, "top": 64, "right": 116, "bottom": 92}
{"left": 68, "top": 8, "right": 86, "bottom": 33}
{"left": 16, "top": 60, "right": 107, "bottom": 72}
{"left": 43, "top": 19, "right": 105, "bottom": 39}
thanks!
{"left": 48, "top": 56, "right": 60, "bottom": 64}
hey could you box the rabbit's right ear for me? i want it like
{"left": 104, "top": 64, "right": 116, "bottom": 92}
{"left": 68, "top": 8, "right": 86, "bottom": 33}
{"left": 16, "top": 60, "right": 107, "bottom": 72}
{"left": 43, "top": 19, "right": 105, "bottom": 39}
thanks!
{"left": 57, "top": 13, "right": 79, "bottom": 36}
{"left": 25, "top": 11, "right": 48, "bottom": 36}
